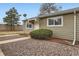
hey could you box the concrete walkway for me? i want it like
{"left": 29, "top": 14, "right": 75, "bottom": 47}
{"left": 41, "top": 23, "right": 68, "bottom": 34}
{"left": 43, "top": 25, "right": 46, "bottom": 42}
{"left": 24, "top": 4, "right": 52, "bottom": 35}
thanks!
{"left": 0, "top": 36, "right": 30, "bottom": 56}
{"left": 0, "top": 36, "right": 30, "bottom": 44}
{"left": 0, "top": 34, "right": 19, "bottom": 37}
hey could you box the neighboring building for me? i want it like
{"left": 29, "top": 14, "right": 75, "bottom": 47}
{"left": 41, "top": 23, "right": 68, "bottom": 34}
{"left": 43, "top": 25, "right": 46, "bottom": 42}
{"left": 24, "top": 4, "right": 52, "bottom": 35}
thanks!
{"left": 23, "top": 17, "right": 39, "bottom": 33}
{"left": 23, "top": 7, "right": 79, "bottom": 45}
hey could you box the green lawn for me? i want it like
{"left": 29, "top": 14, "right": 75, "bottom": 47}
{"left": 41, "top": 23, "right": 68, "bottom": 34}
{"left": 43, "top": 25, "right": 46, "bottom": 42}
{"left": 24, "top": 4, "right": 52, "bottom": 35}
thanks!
{"left": 0, "top": 31, "right": 26, "bottom": 35}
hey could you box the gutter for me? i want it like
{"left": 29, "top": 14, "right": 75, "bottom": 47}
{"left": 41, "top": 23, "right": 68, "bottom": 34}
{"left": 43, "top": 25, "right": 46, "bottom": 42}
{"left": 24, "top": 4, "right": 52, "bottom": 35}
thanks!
{"left": 72, "top": 10, "right": 77, "bottom": 45}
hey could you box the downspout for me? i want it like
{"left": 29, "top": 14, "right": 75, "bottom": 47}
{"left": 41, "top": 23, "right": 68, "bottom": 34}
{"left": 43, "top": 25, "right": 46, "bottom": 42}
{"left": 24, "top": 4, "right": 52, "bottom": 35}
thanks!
{"left": 72, "top": 10, "right": 77, "bottom": 45}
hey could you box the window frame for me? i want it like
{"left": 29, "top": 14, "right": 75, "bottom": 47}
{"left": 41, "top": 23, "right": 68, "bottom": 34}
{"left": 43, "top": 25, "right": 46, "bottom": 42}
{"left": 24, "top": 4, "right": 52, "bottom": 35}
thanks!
{"left": 26, "top": 23, "right": 33, "bottom": 29}
{"left": 47, "top": 16, "right": 63, "bottom": 27}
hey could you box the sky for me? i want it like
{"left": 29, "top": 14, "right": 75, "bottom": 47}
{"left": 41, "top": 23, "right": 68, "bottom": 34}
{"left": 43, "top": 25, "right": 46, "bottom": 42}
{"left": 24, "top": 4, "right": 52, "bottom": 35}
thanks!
{"left": 0, "top": 3, "right": 79, "bottom": 24}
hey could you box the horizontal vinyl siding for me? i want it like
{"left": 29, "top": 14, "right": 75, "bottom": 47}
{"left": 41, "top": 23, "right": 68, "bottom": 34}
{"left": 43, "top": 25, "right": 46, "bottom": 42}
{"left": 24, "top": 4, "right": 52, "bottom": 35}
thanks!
{"left": 39, "top": 14, "right": 74, "bottom": 40}
{"left": 76, "top": 13, "right": 79, "bottom": 41}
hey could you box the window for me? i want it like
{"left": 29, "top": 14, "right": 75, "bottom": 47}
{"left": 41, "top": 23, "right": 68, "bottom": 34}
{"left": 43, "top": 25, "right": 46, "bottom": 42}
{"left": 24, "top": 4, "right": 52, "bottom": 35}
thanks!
{"left": 26, "top": 23, "right": 33, "bottom": 29}
{"left": 47, "top": 16, "right": 63, "bottom": 27}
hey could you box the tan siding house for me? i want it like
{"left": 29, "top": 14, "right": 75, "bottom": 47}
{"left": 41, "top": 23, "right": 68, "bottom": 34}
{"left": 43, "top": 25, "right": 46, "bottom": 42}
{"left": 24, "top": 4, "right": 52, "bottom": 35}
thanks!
{"left": 23, "top": 7, "right": 79, "bottom": 45}
{"left": 76, "top": 13, "right": 79, "bottom": 41}
{"left": 39, "top": 14, "right": 74, "bottom": 40}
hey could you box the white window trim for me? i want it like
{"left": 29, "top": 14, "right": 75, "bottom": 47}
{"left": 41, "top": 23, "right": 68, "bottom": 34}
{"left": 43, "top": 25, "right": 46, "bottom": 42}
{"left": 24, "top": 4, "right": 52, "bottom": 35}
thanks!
{"left": 47, "top": 16, "right": 63, "bottom": 27}
{"left": 26, "top": 23, "right": 33, "bottom": 29}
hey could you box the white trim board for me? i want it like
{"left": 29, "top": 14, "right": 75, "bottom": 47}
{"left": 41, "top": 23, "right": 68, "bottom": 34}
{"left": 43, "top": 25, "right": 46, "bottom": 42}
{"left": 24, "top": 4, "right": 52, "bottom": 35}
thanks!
{"left": 47, "top": 16, "right": 63, "bottom": 27}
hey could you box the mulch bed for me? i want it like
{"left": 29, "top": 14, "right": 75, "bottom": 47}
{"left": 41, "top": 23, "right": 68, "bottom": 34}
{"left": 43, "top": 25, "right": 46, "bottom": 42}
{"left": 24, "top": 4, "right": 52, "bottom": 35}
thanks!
{"left": 49, "top": 38, "right": 73, "bottom": 45}
{"left": 1, "top": 39, "right": 79, "bottom": 56}
{"left": 49, "top": 37, "right": 79, "bottom": 47}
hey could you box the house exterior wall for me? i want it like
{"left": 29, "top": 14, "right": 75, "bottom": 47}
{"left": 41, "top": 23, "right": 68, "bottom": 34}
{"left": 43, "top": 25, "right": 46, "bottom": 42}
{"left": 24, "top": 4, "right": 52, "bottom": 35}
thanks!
{"left": 23, "top": 21, "right": 33, "bottom": 33}
{"left": 76, "top": 13, "right": 79, "bottom": 41}
{"left": 24, "top": 20, "right": 39, "bottom": 33}
{"left": 34, "top": 20, "right": 39, "bottom": 30}
{"left": 39, "top": 14, "right": 74, "bottom": 40}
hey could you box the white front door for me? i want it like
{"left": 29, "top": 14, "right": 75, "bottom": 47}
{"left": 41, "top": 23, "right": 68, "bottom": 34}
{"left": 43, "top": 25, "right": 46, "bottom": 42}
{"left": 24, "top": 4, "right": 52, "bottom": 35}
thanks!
{"left": 34, "top": 23, "right": 39, "bottom": 30}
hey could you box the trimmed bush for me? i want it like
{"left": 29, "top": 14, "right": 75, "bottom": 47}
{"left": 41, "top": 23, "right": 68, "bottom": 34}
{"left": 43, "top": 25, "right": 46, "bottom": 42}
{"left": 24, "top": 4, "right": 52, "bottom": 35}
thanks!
{"left": 30, "top": 29, "right": 53, "bottom": 39}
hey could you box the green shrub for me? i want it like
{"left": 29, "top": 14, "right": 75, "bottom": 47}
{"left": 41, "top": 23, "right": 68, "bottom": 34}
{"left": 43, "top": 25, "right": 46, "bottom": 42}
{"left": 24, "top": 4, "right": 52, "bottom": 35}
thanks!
{"left": 30, "top": 29, "right": 53, "bottom": 39}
